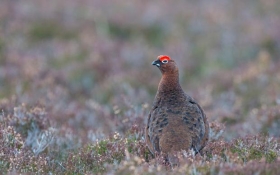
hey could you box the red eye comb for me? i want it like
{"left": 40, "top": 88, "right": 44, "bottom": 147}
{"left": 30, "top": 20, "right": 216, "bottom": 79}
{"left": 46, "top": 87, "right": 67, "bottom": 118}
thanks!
{"left": 158, "top": 55, "right": 171, "bottom": 61}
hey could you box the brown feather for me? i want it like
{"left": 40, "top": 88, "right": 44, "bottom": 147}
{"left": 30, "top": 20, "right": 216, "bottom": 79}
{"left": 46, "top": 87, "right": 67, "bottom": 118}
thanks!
{"left": 145, "top": 56, "right": 209, "bottom": 164}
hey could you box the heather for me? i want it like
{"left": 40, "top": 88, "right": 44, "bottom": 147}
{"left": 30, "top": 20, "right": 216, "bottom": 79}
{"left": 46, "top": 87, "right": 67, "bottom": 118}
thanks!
{"left": 0, "top": 0, "right": 280, "bottom": 174}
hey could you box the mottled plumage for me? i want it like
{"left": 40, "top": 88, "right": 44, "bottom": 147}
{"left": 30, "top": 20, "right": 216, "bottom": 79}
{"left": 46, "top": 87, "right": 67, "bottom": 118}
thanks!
{"left": 145, "top": 55, "right": 209, "bottom": 165}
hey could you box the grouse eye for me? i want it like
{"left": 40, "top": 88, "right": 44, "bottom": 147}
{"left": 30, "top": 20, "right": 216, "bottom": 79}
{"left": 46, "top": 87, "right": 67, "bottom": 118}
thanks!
{"left": 162, "top": 60, "right": 168, "bottom": 64}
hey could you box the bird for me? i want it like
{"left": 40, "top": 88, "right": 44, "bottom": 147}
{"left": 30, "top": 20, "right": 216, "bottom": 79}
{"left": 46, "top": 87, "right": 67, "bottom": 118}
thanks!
{"left": 145, "top": 55, "right": 209, "bottom": 166}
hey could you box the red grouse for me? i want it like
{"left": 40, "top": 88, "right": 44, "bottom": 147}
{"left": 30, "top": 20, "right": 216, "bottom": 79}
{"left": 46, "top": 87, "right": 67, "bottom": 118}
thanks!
{"left": 145, "top": 55, "right": 209, "bottom": 164}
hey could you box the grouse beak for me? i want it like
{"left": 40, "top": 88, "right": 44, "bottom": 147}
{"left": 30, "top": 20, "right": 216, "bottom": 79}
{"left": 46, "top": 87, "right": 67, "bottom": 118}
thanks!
{"left": 152, "top": 59, "right": 161, "bottom": 67}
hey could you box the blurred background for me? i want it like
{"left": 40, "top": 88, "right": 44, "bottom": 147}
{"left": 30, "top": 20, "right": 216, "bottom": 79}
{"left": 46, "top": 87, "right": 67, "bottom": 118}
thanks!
{"left": 1, "top": 0, "right": 280, "bottom": 145}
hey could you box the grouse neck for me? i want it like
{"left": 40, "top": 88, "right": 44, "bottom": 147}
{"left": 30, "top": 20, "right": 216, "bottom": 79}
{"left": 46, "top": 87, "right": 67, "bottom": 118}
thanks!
{"left": 158, "top": 73, "right": 184, "bottom": 94}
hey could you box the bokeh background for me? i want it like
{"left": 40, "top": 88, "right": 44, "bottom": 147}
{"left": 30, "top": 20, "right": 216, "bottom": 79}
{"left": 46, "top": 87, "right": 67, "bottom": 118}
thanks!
{"left": 1, "top": 0, "right": 280, "bottom": 174}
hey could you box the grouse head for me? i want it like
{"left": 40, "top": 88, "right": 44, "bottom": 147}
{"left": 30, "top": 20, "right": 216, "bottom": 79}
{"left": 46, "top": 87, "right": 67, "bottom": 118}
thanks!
{"left": 152, "top": 55, "right": 178, "bottom": 75}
